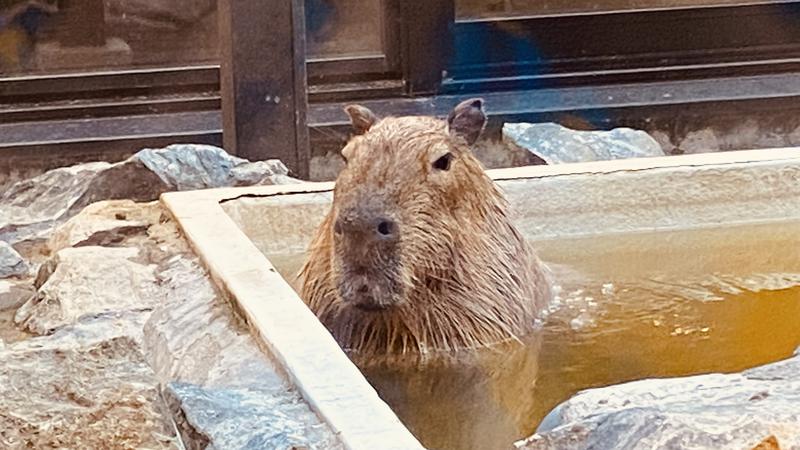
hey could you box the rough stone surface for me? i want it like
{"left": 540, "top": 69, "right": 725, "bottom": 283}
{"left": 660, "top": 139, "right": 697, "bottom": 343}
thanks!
{"left": 129, "top": 146, "right": 294, "bottom": 191}
{"left": 0, "top": 280, "right": 34, "bottom": 344}
{"left": 0, "top": 280, "right": 34, "bottom": 313}
{"left": 0, "top": 330, "right": 178, "bottom": 449}
{"left": 0, "top": 144, "right": 294, "bottom": 247}
{"left": 2, "top": 199, "right": 341, "bottom": 449}
{"left": 143, "top": 257, "right": 284, "bottom": 388}
{"left": 141, "top": 248, "right": 342, "bottom": 449}
{"left": 648, "top": 130, "right": 679, "bottom": 156}
{"left": 0, "top": 162, "right": 111, "bottom": 247}
{"left": 15, "top": 246, "right": 160, "bottom": 335}
{"left": 0, "top": 242, "right": 28, "bottom": 278}
{"left": 503, "top": 122, "right": 665, "bottom": 164}
{"left": 48, "top": 200, "right": 160, "bottom": 254}
{"left": 473, "top": 138, "right": 547, "bottom": 169}
{"left": 517, "top": 353, "right": 800, "bottom": 450}
{"left": 165, "top": 382, "right": 343, "bottom": 450}
{"left": 678, "top": 128, "right": 722, "bottom": 155}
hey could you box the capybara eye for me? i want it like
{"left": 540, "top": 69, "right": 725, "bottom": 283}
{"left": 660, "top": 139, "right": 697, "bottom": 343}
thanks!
{"left": 433, "top": 153, "right": 453, "bottom": 171}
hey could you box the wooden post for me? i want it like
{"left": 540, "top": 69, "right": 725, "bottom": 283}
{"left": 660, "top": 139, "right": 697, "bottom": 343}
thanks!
{"left": 402, "top": 0, "right": 454, "bottom": 95}
{"left": 219, "top": 0, "right": 310, "bottom": 179}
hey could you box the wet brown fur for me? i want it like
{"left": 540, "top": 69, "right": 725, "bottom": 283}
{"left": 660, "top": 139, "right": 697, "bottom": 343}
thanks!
{"left": 300, "top": 104, "right": 552, "bottom": 358}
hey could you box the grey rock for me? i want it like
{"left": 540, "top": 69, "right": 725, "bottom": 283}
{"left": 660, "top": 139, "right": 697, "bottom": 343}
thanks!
{"left": 132, "top": 145, "right": 292, "bottom": 191}
{"left": 0, "top": 144, "right": 294, "bottom": 246}
{"left": 678, "top": 128, "right": 721, "bottom": 155}
{"left": 788, "top": 125, "right": 800, "bottom": 147}
{"left": 721, "top": 119, "right": 762, "bottom": 152}
{"left": 165, "top": 382, "right": 343, "bottom": 450}
{"left": 0, "top": 242, "right": 28, "bottom": 278}
{"left": 0, "top": 279, "right": 33, "bottom": 344}
{"left": 47, "top": 200, "right": 160, "bottom": 253}
{"left": 142, "top": 251, "right": 342, "bottom": 449}
{"left": 473, "top": 138, "right": 546, "bottom": 170}
{"left": 130, "top": 208, "right": 340, "bottom": 448}
{"left": 144, "top": 255, "right": 288, "bottom": 388}
{"left": 0, "top": 162, "right": 111, "bottom": 246}
{"left": 517, "top": 354, "right": 800, "bottom": 450}
{"left": 30, "top": 309, "right": 151, "bottom": 350}
{"left": 648, "top": 130, "right": 678, "bottom": 155}
{"left": 0, "top": 279, "right": 34, "bottom": 312}
{"left": 15, "top": 246, "right": 160, "bottom": 335}
{"left": 0, "top": 332, "right": 178, "bottom": 449}
{"left": 503, "top": 123, "right": 665, "bottom": 165}
{"left": 2, "top": 198, "right": 342, "bottom": 450}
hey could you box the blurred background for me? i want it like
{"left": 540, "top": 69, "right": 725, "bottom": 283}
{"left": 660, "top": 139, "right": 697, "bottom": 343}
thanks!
{"left": 2, "top": 0, "right": 800, "bottom": 183}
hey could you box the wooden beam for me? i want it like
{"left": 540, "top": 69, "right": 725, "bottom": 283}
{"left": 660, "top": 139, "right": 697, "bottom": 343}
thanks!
{"left": 402, "top": 0, "right": 454, "bottom": 95}
{"left": 219, "top": 0, "right": 310, "bottom": 178}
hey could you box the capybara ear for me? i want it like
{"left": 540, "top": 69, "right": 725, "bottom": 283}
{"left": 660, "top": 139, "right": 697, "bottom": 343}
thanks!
{"left": 344, "top": 104, "right": 378, "bottom": 135}
{"left": 447, "top": 98, "right": 487, "bottom": 145}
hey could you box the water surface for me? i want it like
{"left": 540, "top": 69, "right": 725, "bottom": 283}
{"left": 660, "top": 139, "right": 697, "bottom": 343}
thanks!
{"left": 269, "top": 220, "right": 800, "bottom": 450}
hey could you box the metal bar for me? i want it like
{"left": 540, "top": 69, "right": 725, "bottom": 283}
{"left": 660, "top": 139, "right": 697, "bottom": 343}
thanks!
{"left": 219, "top": 0, "right": 310, "bottom": 178}
{"left": 0, "top": 66, "right": 219, "bottom": 99}
{"left": 307, "top": 72, "right": 800, "bottom": 125}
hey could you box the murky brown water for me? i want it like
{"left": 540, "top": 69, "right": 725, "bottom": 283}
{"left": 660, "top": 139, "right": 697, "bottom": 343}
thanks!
{"left": 269, "top": 220, "right": 800, "bottom": 450}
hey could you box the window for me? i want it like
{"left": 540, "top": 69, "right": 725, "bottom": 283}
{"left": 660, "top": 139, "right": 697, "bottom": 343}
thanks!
{"left": 447, "top": 1, "right": 800, "bottom": 91}
{"left": 3, "top": 0, "right": 800, "bottom": 179}
{"left": 456, "top": 0, "right": 780, "bottom": 19}
{"left": 0, "top": 0, "right": 218, "bottom": 76}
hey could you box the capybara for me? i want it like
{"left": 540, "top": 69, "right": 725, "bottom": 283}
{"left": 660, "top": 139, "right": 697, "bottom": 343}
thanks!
{"left": 300, "top": 98, "right": 552, "bottom": 358}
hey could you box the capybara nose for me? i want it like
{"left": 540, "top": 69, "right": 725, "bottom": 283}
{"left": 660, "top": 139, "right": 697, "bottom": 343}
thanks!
{"left": 335, "top": 212, "right": 397, "bottom": 241}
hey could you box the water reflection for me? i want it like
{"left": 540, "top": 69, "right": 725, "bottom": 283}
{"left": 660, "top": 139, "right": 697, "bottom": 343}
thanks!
{"left": 0, "top": 0, "right": 217, "bottom": 75}
{"left": 456, "top": 0, "right": 782, "bottom": 19}
{"left": 0, "top": 0, "right": 386, "bottom": 76}
{"left": 270, "top": 220, "right": 800, "bottom": 449}
{"left": 0, "top": 0, "right": 57, "bottom": 72}
{"left": 357, "top": 333, "right": 543, "bottom": 450}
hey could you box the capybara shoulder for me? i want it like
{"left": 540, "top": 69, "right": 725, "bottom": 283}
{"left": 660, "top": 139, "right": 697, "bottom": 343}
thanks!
{"left": 300, "top": 98, "right": 552, "bottom": 358}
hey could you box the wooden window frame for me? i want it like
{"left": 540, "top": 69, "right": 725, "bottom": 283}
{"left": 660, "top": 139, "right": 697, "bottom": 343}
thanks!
{"left": 4, "top": 0, "right": 800, "bottom": 179}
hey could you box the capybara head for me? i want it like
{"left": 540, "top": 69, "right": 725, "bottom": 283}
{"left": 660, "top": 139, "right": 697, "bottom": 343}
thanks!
{"left": 300, "top": 99, "right": 551, "bottom": 359}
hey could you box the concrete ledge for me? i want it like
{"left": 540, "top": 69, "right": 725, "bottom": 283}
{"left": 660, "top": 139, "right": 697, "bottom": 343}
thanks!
{"left": 218, "top": 147, "right": 800, "bottom": 257}
{"left": 161, "top": 195, "right": 425, "bottom": 450}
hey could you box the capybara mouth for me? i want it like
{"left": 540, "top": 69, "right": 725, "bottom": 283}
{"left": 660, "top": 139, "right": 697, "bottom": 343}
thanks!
{"left": 353, "top": 299, "right": 390, "bottom": 312}
{"left": 335, "top": 267, "right": 402, "bottom": 311}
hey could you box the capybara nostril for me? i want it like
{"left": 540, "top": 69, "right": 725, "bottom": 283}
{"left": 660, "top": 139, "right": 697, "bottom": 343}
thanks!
{"left": 376, "top": 219, "right": 395, "bottom": 237}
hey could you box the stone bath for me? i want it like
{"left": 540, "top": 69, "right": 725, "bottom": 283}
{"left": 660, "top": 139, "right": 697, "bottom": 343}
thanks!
{"left": 162, "top": 148, "right": 800, "bottom": 450}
